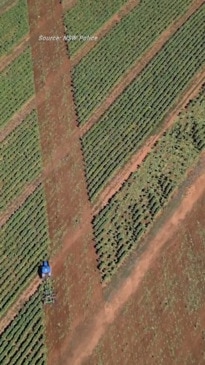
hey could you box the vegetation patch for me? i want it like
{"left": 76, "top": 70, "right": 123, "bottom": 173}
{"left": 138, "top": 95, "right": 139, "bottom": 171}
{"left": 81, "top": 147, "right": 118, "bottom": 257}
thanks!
{"left": 93, "top": 87, "right": 205, "bottom": 282}
{"left": 0, "top": 187, "right": 49, "bottom": 317}
{"left": 0, "top": 47, "right": 35, "bottom": 128}
{"left": 0, "top": 290, "right": 47, "bottom": 365}
{"left": 0, "top": 0, "right": 29, "bottom": 56}
{"left": 82, "top": 5, "right": 205, "bottom": 200}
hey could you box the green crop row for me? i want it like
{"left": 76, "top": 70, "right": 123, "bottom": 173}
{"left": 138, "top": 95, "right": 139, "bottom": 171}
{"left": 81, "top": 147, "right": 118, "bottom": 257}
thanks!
{"left": 0, "top": 186, "right": 49, "bottom": 318}
{"left": 64, "top": 0, "right": 127, "bottom": 55}
{"left": 0, "top": 291, "right": 46, "bottom": 365}
{"left": 82, "top": 5, "right": 205, "bottom": 201}
{"left": 72, "top": 0, "right": 193, "bottom": 124}
{"left": 92, "top": 87, "right": 205, "bottom": 283}
{"left": 0, "top": 0, "right": 29, "bottom": 56}
{"left": 0, "top": 47, "right": 35, "bottom": 129}
{"left": 1, "top": 110, "right": 42, "bottom": 211}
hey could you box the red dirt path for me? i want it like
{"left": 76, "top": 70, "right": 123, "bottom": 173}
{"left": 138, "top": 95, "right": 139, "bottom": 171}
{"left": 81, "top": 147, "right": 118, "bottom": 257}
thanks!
{"left": 27, "top": 2, "right": 103, "bottom": 365}
{"left": 92, "top": 68, "right": 205, "bottom": 214}
{"left": 62, "top": 156, "right": 205, "bottom": 365}
{"left": 70, "top": 0, "right": 139, "bottom": 68}
{"left": 80, "top": 0, "right": 204, "bottom": 137}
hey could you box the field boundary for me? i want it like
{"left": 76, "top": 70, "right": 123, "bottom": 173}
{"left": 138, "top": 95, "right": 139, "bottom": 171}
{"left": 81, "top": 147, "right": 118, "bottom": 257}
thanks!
{"left": 70, "top": 0, "right": 140, "bottom": 67}
{"left": 79, "top": 0, "right": 204, "bottom": 137}
{"left": 92, "top": 68, "right": 205, "bottom": 215}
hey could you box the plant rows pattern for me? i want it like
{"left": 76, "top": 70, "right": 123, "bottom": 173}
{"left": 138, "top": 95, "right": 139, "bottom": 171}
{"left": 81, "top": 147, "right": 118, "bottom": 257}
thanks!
{"left": 82, "top": 5, "right": 205, "bottom": 201}
{"left": 0, "top": 47, "right": 35, "bottom": 128}
{"left": 0, "top": 0, "right": 29, "bottom": 56}
{"left": 93, "top": 88, "right": 205, "bottom": 282}
{"left": 0, "top": 187, "right": 49, "bottom": 317}
{"left": 0, "top": 291, "right": 46, "bottom": 365}
{"left": 72, "top": 0, "right": 193, "bottom": 124}
{"left": 1, "top": 110, "right": 42, "bottom": 211}
{"left": 64, "top": 0, "right": 127, "bottom": 55}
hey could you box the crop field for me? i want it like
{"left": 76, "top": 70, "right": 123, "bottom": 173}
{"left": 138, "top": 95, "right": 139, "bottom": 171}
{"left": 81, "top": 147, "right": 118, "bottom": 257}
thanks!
{"left": 86, "top": 195, "right": 205, "bottom": 365}
{"left": 64, "top": 0, "right": 128, "bottom": 55}
{"left": 72, "top": 0, "right": 193, "bottom": 124}
{"left": 0, "top": 0, "right": 29, "bottom": 56}
{"left": 0, "top": 186, "right": 49, "bottom": 318}
{"left": 0, "top": 47, "right": 35, "bottom": 128}
{"left": 1, "top": 0, "right": 205, "bottom": 364}
{"left": 1, "top": 109, "right": 42, "bottom": 210}
{"left": 0, "top": 291, "right": 47, "bottom": 365}
{"left": 93, "top": 87, "right": 205, "bottom": 282}
{"left": 82, "top": 5, "right": 205, "bottom": 200}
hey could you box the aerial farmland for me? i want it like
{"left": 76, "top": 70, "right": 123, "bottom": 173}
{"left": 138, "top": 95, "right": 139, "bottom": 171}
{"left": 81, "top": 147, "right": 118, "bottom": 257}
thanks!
{"left": 0, "top": 0, "right": 204, "bottom": 364}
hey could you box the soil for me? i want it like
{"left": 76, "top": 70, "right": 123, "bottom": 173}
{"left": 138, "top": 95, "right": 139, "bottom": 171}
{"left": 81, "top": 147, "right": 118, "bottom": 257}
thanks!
{"left": 92, "top": 68, "right": 205, "bottom": 215}
{"left": 62, "top": 0, "right": 77, "bottom": 13}
{"left": 79, "top": 0, "right": 204, "bottom": 137}
{"left": 61, "top": 157, "right": 205, "bottom": 365}
{"left": 70, "top": 0, "right": 139, "bottom": 68}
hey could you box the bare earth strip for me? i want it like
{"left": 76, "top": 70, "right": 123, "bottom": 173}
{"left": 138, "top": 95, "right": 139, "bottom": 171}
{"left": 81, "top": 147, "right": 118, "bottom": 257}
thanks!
{"left": 62, "top": 159, "right": 205, "bottom": 365}
{"left": 79, "top": 0, "right": 204, "bottom": 137}
{"left": 0, "top": 34, "right": 30, "bottom": 72}
{"left": 92, "top": 69, "right": 205, "bottom": 215}
{"left": 0, "top": 96, "right": 36, "bottom": 142}
{"left": 70, "top": 0, "right": 140, "bottom": 68}
{"left": 0, "top": 277, "right": 41, "bottom": 334}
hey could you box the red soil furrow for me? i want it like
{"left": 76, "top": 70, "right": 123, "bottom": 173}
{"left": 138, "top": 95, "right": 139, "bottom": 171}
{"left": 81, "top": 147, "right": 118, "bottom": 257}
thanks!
{"left": 0, "top": 277, "right": 41, "bottom": 334}
{"left": 0, "top": 34, "right": 30, "bottom": 72}
{"left": 61, "top": 161, "right": 205, "bottom": 365}
{"left": 92, "top": 69, "right": 205, "bottom": 215}
{"left": 0, "top": 0, "right": 17, "bottom": 16}
{"left": 0, "top": 96, "right": 36, "bottom": 143}
{"left": 70, "top": 0, "right": 139, "bottom": 68}
{"left": 80, "top": 0, "right": 204, "bottom": 138}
